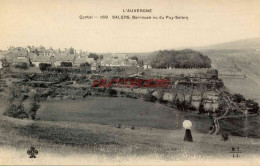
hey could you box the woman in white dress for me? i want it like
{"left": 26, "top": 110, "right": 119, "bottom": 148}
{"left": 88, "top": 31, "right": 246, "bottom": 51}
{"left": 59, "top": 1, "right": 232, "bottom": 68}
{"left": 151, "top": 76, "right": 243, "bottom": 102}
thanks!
{"left": 183, "top": 120, "right": 193, "bottom": 142}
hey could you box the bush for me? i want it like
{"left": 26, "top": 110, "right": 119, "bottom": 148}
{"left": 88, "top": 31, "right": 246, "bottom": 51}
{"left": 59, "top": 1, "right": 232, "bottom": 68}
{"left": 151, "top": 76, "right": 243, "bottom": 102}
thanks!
{"left": 8, "top": 85, "right": 24, "bottom": 102}
{"left": 4, "top": 103, "right": 28, "bottom": 119}
{"left": 143, "top": 94, "right": 157, "bottom": 102}
{"left": 232, "top": 94, "right": 245, "bottom": 103}
{"left": 80, "top": 62, "right": 91, "bottom": 67}
{"left": 4, "top": 86, "right": 40, "bottom": 119}
{"left": 28, "top": 101, "right": 40, "bottom": 119}
{"left": 14, "top": 62, "right": 28, "bottom": 70}
{"left": 198, "top": 102, "right": 205, "bottom": 114}
{"left": 106, "top": 88, "right": 117, "bottom": 97}
{"left": 1, "top": 58, "right": 9, "bottom": 67}
{"left": 158, "top": 97, "right": 168, "bottom": 104}
{"left": 207, "top": 69, "right": 218, "bottom": 79}
{"left": 39, "top": 63, "right": 51, "bottom": 71}
{"left": 215, "top": 80, "right": 224, "bottom": 89}
{"left": 189, "top": 104, "right": 197, "bottom": 111}
{"left": 126, "top": 92, "right": 138, "bottom": 99}
{"left": 246, "top": 99, "right": 259, "bottom": 114}
{"left": 175, "top": 99, "right": 191, "bottom": 111}
{"left": 61, "top": 62, "right": 72, "bottom": 67}
{"left": 26, "top": 91, "right": 41, "bottom": 119}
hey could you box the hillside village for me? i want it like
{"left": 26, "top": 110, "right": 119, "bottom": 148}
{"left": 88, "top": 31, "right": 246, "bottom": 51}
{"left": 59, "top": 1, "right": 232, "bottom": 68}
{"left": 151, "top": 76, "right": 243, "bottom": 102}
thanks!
{"left": 1, "top": 1, "right": 260, "bottom": 162}
{"left": 0, "top": 45, "right": 259, "bottom": 138}
{"left": 0, "top": 46, "right": 140, "bottom": 71}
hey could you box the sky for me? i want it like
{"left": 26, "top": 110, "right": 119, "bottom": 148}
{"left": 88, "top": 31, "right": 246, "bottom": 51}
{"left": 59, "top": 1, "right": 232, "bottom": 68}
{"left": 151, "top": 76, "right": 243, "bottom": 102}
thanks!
{"left": 0, "top": 0, "right": 260, "bottom": 53}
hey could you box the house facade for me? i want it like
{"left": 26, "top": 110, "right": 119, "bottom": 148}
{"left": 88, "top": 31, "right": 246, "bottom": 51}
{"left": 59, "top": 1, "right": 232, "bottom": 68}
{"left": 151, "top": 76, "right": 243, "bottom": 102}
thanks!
{"left": 100, "top": 56, "right": 138, "bottom": 67}
{"left": 30, "top": 55, "right": 51, "bottom": 67}
{"left": 91, "top": 62, "right": 98, "bottom": 71}
{"left": 143, "top": 59, "right": 152, "bottom": 69}
{"left": 9, "top": 49, "right": 30, "bottom": 66}
{"left": 53, "top": 53, "right": 75, "bottom": 66}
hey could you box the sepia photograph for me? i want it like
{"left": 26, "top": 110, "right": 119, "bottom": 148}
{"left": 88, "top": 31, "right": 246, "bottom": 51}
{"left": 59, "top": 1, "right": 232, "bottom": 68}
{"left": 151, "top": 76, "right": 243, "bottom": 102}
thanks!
{"left": 0, "top": 0, "right": 260, "bottom": 165}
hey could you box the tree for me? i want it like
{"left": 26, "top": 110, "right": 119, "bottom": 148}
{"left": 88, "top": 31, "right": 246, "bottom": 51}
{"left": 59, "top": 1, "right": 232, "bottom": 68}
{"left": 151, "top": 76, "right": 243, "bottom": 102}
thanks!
{"left": 232, "top": 94, "right": 245, "bottom": 103}
{"left": 35, "top": 49, "right": 40, "bottom": 55}
{"left": 0, "top": 58, "right": 9, "bottom": 67}
{"left": 246, "top": 99, "right": 259, "bottom": 114}
{"left": 210, "top": 91, "right": 259, "bottom": 135}
{"left": 69, "top": 47, "right": 75, "bottom": 54}
{"left": 198, "top": 102, "right": 205, "bottom": 114}
{"left": 129, "top": 56, "right": 138, "bottom": 61}
{"left": 106, "top": 88, "right": 117, "bottom": 97}
{"left": 138, "top": 59, "right": 144, "bottom": 66}
{"left": 151, "top": 49, "right": 211, "bottom": 69}
{"left": 60, "top": 62, "right": 72, "bottom": 67}
{"left": 14, "top": 62, "right": 28, "bottom": 70}
{"left": 39, "top": 63, "right": 51, "bottom": 71}
{"left": 80, "top": 62, "right": 91, "bottom": 67}
{"left": 88, "top": 53, "right": 99, "bottom": 61}
{"left": 4, "top": 85, "right": 28, "bottom": 119}
{"left": 27, "top": 90, "right": 40, "bottom": 120}
{"left": 130, "top": 56, "right": 144, "bottom": 66}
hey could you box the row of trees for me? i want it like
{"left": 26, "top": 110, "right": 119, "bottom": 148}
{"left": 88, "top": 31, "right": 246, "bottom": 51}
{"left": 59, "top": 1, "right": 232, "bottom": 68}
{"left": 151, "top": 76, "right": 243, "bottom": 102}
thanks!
{"left": 151, "top": 49, "right": 211, "bottom": 69}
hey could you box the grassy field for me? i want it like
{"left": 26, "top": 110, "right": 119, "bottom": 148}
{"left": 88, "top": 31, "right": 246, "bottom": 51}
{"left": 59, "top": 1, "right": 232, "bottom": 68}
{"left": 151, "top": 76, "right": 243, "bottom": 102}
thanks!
{"left": 0, "top": 96, "right": 259, "bottom": 163}
{"left": 36, "top": 97, "right": 259, "bottom": 137}
{"left": 0, "top": 112, "right": 259, "bottom": 161}
{"left": 37, "top": 97, "right": 211, "bottom": 131}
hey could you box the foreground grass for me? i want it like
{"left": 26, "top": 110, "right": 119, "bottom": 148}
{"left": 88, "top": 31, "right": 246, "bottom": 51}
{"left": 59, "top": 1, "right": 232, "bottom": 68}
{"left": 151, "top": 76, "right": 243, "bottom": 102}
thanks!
{"left": 0, "top": 98, "right": 259, "bottom": 160}
{"left": 0, "top": 114, "right": 259, "bottom": 160}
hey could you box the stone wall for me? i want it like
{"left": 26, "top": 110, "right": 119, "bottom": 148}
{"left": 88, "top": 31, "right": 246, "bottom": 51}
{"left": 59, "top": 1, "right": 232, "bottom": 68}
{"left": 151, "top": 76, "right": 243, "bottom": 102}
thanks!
{"left": 143, "top": 68, "right": 217, "bottom": 78}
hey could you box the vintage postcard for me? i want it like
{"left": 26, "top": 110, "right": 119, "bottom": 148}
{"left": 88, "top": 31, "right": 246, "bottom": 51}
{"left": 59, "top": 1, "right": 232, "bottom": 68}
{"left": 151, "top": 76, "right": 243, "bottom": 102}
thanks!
{"left": 0, "top": 0, "right": 260, "bottom": 165}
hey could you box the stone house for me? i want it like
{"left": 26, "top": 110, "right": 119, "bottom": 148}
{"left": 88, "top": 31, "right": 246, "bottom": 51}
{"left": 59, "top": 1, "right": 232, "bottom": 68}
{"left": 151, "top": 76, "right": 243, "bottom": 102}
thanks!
{"left": 86, "top": 57, "right": 95, "bottom": 65}
{"left": 91, "top": 62, "right": 98, "bottom": 71}
{"left": 126, "top": 59, "right": 138, "bottom": 66}
{"left": 11, "top": 49, "right": 30, "bottom": 66}
{"left": 39, "top": 49, "right": 55, "bottom": 57}
{"left": 143, "top": 59, "right": 152, "bottom": 69}
{"left": 30, "top": 54, "right": 51, "bottom": 67}
{"left": 73, "top": 57, "right": 87, "bottom": 67}
{"left": 101, "top": 59, "right": 112, "bottom": 66}
{"left": 53, "top": 53, "right": 75, "bottom": 66}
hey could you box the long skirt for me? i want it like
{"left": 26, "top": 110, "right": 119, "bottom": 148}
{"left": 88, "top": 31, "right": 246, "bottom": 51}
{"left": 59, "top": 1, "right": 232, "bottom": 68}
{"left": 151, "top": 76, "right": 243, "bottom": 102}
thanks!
{"left": 184, "top": 129, "right": 193, "bottom": 142}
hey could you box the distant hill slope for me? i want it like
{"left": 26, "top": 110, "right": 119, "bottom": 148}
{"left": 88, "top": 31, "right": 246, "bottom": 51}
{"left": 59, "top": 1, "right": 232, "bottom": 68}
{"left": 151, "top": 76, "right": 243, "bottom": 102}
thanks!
{"left": 195, "top": 38, "right": 260, "bottom": 104}
{"left": 196, "top": 38, "right": 260, "bottom": 50}
{"left": 122, "top": 38, "right": 260, "bottom": 104}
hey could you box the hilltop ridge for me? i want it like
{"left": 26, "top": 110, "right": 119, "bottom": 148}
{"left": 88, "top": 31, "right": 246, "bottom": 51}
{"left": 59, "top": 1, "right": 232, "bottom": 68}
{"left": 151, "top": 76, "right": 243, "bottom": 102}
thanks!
{"left": 195, "top": 38, "right": 260, "bottom": 50}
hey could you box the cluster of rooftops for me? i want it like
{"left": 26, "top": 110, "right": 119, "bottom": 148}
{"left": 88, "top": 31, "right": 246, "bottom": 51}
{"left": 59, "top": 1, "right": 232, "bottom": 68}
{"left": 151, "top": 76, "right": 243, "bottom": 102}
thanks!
{"left": 1, "top": 46, "right": 140, "bottom": 69}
